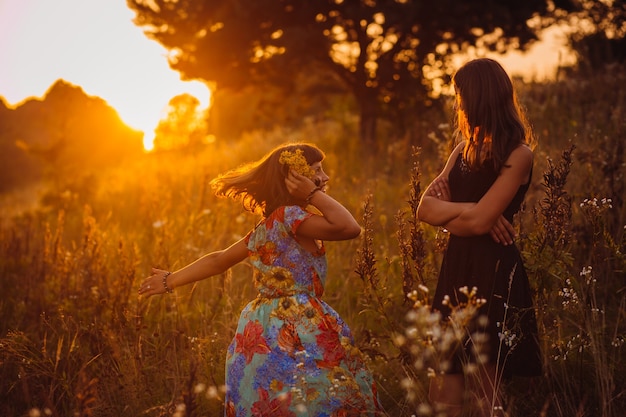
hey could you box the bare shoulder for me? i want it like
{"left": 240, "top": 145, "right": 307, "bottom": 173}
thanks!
{"left": 502, "top": 144, "right": 533, "bottom": 184}
{"left": 453, "top": 141, "right": 466, "bottom": 154}
{"left": 508, "top": 144, "right": 533, "bottom": 166}
{"left": 439, "top": 141, "right": 466, "bottom": 177}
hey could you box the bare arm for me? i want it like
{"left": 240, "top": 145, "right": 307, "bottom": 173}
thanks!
{"left": 139, "top": 238, "right": 249, "bottom": 297}
{"left": 417, "top": 144, "right": 531, "bottom": 243}
{"left": 285, "top": 170, "right": 361, "bottom": 241}
{"left": 441, "top": 145, "right": 532, "bottom": 236}
{"left": 417, "top": 142, "right": 471, "bottom": 226}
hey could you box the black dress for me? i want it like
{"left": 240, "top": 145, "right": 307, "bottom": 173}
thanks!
{"left": 432, "top": 152, "right": 542, "bottom": 378}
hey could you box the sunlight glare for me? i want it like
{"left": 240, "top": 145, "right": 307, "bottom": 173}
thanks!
{"left": 0, "top": 0, "right": 211, "bottom": 152}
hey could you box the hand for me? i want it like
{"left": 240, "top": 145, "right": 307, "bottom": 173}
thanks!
{"left": 426, "top": 177, "right": 451, "bottom": 201}
{"left": 285, "top": 169, "right": 318, "bottom": 201}
{"left": 489, "top": 216, "right": 516, "bottom": 245}
{"left": 138, "top": 267, "right": 170, "bottom": 297}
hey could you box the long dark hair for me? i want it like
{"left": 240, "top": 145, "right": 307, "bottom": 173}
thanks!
{"left": 453, "top": 58, "right": 536, "bottom": 172}
{"left": 210, "top": 143, "right": 325, "bottom": 216}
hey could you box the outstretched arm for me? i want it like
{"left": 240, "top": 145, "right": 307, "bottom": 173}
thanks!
{"left": 138, "top": 238, "right": 249, "bottom": 297}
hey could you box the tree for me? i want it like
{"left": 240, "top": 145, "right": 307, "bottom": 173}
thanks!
{"left": 153, "top": 93, "right": 209, "bottom": 151}
{"left": 127, "top": 0, "right": 577, "bottom": 149}
{"left": 0, "top": 80, "right": 144, "bottom": 192}
{"left": 561, "top": 0, "right": 626, "bottom": 70}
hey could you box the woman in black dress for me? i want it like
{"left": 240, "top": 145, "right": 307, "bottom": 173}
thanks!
{"left": 417, "top": 58, "right": 542, "bottom": 416}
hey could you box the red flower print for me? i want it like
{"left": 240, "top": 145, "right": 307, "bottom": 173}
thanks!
{"left": 235, "top": 320, "right": 271, "bottom": 364}
{"left": 277, "top": 322, "right": 304, "bottom": 357}
{"left": 251, "top": 388, "right": 296, "bottom": 417}
{"left": 257, "top": 241, "right": 277, "bottom": 265}
{"left": 267, "top": 208, "right": 286, "bottom": 228}
{"left": 312, "top": 272, "right": 324, "bottom": 297}
{"left": 315, "top": 315, "right": 345, "bottom": 368}
{"left": 225, "top": 401, "right": 236, "bottom": 417}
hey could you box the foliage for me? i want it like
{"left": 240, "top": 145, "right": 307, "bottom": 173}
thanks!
{"left": 153, "top": 94, "right": 210, "bottom": 152}
{"left": 0, "top": 80, "right": 144, "bottom": 194}
{"left": 565, "top": 0, "right": 626, "bottom": 67}
{"left": 126, "top": 0, "right": 579, "bottom": 145}
{"left": 1, "top": 65, "right": 625, "bottom": 416}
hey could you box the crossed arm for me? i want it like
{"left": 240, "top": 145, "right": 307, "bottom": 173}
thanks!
{"left": 417, "top": 142, "right": 533, "bottom": 245}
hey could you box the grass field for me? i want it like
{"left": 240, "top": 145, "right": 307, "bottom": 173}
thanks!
{"left": 1, "top": 67, "right": 624, "bottom": 417}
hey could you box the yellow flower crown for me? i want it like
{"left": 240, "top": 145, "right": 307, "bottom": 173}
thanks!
{"left": 279, "top": 149, "right": 315, "bottom": 179}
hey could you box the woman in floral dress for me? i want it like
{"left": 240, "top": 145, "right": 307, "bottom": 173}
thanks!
{"left": 139, "top": 143, "right": 382, "bottom": 416}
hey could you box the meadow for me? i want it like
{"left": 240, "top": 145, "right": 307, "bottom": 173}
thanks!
{"left": 0, "top": 66, "right": 624, "bottom": 417}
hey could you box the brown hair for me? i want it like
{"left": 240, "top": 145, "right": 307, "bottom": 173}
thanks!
{"left": 453, "top": 58, "right": 536, "bottom": 172}
{"left": 210, "top": 143, "right": 325, "bottom": 216}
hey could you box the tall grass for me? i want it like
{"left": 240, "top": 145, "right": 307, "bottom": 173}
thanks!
{"left": 1, "top": 66, "right": 625, "bottom": 416}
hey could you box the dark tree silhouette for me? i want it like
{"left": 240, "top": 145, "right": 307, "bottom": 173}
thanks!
{"left": 563, "top": 0, "right": 626, "bottom": 70}
{"left": 0, "top": 81, "right": 144, "bottom": 192}
{"left": 127, "top": 0, "right": 579, "bottom": 149}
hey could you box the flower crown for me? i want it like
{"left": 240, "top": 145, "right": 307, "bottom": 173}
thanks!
{"left": 279, "top": 149, "right": 315, "bottom": 179}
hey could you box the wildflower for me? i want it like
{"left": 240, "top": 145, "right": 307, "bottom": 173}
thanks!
{"left": 405, "top": 310, "right": 418, "bottom": 322}
{"left": 206, "top": 386, "right": 219, "bottom": 399}
{"left": 194, "top": 383, "right": 206, "bottom": 394}
{"left": 405, "top": 327, "right": 419, "bottom": 339}
{"left": 464, "top": 363, "right": 478, "bottom": 374}
{"left": 417, "top": 402, "right": 433, "bottom": 415}
{"left": 173, "top": 404, "right": 186, "bottom": 417}
{"left": 499, "top": 330, "right": 517, "bottom": 347}
{"left": 580, "top": 197, "right": 613, "bottom": 210}
{"left": 400, "top": 377, "right": 415, "bottom": 390}
{"left": 580, "top": 266, "right": 593, "bottom": 277}
{"left": 279, "top": 149, "right": 315, "bottom": 178}
{"left": 393, "top": 334, "right": 406, "bottom": 346}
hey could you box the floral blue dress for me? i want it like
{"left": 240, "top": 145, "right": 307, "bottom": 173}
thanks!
{"left": 224, "top": 205, "right": 381, "bottom": 416}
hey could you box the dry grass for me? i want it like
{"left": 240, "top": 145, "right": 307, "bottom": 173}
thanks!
{"left": 1, "top": 66, "right": 625, "bottom": 416}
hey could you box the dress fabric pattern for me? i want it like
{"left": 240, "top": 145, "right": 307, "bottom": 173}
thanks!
{"left": 432, "top": 153, "right": 542, "bottom": 378}
{"left": 224, "top": 205, "right": 380, "bottom": 416}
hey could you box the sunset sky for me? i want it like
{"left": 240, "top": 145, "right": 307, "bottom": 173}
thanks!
{"left": 0, "top": 1, "right": 575, "bottom": 150}
{"left": 0, "top": 0, "right": 210, "bottom": 150}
